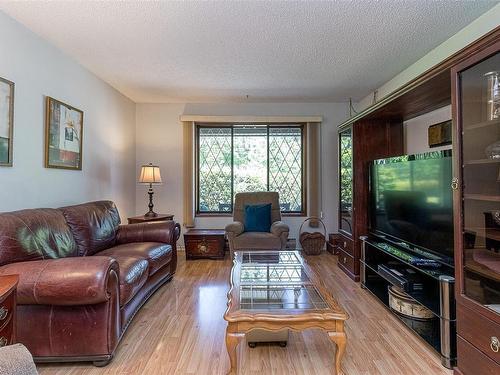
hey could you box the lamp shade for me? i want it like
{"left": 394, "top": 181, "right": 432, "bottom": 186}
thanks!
{"left": 139, "top": 163, "right": 162, "bottom": 184}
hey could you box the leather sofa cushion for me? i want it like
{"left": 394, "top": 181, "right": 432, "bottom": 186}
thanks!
{"left": 110, "top": 255, "right": 149, "bottom": 306}
{"left": 233, "top": 231, "right": 282, "bottom": 250}
{"left": 59, "top": 201, "right": 121, "bottom": 256}
{"left": 0, "top": 256, "right": 118, "bottom": 305}
{"left": 0, "top": 208, "right": 78, "bottom": 266}
{"left": 99, "top": 243, "right": 172, "bottom": 276}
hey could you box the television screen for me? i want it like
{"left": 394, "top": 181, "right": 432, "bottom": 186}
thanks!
{"left": 369, "top": 150, "right": 454, "bottom": 262}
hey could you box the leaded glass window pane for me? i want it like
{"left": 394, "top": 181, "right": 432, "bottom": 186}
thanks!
{"left": 269, "top": 127, "right": 303, "bottom": 212}
{"left": 233, "top": 126, "right": 268, "bottom": 194}
{"left": 198, "top": 127, "right": 232, "bottom": 212}
{"left": 339, "top": 128, "right": 353, "bottom": 233}
{"left": 197, "top": 124, "right": 304, "bottom": 214}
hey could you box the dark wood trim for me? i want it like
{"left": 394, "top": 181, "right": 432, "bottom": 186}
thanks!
{"left": 338, "top": 26, "right": 500, "bottom": 128}
{"left": 352, "top": 120, "right": 404, "bottom": 264}
{"left": 338, "top": 229, "right": 353, "bottom": 239}
{"left": 194, "top": 123, "right": 307, "bottom": 216}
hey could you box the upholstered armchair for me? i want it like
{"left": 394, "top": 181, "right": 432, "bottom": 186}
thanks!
{"left": 225, "top": 192, "right": 289, "bottom": 255}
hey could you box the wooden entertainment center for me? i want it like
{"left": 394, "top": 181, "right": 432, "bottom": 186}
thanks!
{"left": 337, "top": 27, "right": 500, "bottom": 373}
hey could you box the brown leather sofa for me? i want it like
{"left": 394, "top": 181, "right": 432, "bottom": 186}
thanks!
{"left": 0, "top": 200, "right": 180, "bottom": 366}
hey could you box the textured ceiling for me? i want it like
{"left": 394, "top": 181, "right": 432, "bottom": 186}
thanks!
{"left": 0, "top": 1, "right": 497, "bottom": 103}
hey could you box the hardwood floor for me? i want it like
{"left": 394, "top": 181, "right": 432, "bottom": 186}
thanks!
{"left": 37, "top": 252, "right": 452, "bottom": 375}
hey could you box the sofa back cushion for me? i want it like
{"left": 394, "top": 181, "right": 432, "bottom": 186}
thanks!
{"left": 59, "top": 201, "right": 121, "bottom": 256}
{"left": 0, "top": 208, "right": 78, "bottom": 266}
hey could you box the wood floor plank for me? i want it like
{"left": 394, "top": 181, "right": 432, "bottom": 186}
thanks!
{"left": 37, "top": 252, "right": 452, "bottom": 375}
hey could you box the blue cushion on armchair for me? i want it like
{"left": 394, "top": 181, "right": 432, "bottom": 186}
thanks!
{"left": 244, "top": 203, "right": 272, "bottom": 232}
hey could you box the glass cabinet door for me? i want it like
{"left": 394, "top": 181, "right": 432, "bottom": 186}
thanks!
{"left": 339, "top": 127, "right": 353, "bottom": 235}
{"left": 459, "top": 50, "right": 500, "bottom": 313}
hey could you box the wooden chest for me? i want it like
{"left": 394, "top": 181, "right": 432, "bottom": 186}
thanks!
{"left": 184, "top": 229, "right": 226, "bottom": 260}
{"left": 0, "top": 275, "right": 18, "bottom": 348}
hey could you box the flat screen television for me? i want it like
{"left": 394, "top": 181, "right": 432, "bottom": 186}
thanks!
{"left": 369, "top": 150, "right": 454, "bottom": 264}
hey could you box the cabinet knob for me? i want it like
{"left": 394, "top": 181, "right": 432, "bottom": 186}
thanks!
{"left": 491, "top": 336, "right": 499, "bottom": 353}
{"left": 0, "top": 307, "right": 7, "bottom": 320}
{"left": 343, "top": 242, "right": 347, "bottom": 248}
{"left": 343, "top": 257, "right": 347, "bottom": 264}
{"left": 451, "top": 177, "right": 459, "bottom": 190}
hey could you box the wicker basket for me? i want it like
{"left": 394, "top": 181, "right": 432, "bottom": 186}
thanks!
{"left": 299, "top": 217, "right": 326, "bottom": 255}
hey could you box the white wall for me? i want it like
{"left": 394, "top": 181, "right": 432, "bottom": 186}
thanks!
{"left": 358, "top": 4, "right": 500, "bottom": 111}
{"left": 135, "top": 103, "right": 349, "bottom": 244}
{"left": 0, "top": 12, "right": 137, "bottom": 219}
{"left": 405, "top": 105, "right": 452, "bottom": 155}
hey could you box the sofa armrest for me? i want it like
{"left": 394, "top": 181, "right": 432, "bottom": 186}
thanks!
{"left": 0, "top": 256, "right": 119, "bottom": 306}
{"left": 270, "top": 221, "right": 289, "bottom": 237}
{"left": 225, "top": 221, "right": 244, "bottom": 237}
{"left": 116, "top": 221, "right": 181, "bottom": 245}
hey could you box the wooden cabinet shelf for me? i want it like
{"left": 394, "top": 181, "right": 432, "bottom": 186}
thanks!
{"left": 464, "top": 158, "right": 500, "bottom": 165}
{"left": 463, "top": 194, "right": 500, "bottom": 202}
{"left": 463, "top": 119, "right": 500, "bottom": 131}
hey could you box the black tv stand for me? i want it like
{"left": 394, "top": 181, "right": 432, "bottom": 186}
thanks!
{"left": 360, "top": 235, "right": 456, "bottom": 368}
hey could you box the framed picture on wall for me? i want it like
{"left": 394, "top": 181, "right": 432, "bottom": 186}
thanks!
{"left": 0, "top": 77, "right": 14, "bottom": 166}
{"left": 45, "top": 96, "right": 83, "bottom": 170}
{"left": 428, "top": 120, "right": 452, "bottom": 148}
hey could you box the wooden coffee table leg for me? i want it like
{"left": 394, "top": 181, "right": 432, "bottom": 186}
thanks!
{"left": 328, "top": 331, "right": 346, "bottom": 375}
{"left": 225, "top": 324, "right": 244, "bottom": 375}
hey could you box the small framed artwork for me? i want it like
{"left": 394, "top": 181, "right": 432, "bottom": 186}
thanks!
{"left": 0, "top": 77, "right": 14, "bottom": 166}
{"left": 428, "top": 120, "right": 452, "bottom": 148}
{"left": 45, "top": 96, "right": 83, "bottom": 170}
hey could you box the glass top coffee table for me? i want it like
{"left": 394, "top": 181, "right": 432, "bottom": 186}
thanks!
{"left": 224, "top": 251, "right": 348, "bottom": 375}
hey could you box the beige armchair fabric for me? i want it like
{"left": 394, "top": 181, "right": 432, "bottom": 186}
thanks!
{"left": 225, "top": 192, "right": 289, "bottom": 255}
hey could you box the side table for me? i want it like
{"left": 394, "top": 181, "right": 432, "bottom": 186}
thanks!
{"left": 184, "top": 229, "right": 226, "bottom": 260}
{"left": 127, "top": 214, "right": 174, "bottom": 224}
{"left": 0, "top": 275, "right": 19, "bottom": 347}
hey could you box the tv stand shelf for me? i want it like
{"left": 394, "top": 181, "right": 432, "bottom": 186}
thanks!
{"left": 360, "top": 236, "right": 456, "bottom": 368}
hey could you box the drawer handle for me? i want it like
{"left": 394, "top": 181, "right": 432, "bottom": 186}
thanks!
{"left": 343, "top": 257, "right": 347, "bottom": 264}
{"left": 0, "top": 337, "right": 7, "bottom": 347}
{"left": 343, "top": 242, "right": 347, "bottom": 248}
{"left": 491, "top": 336, "right": 499, "bottom": 353}
{"left": 0, "top": 307, "right": 7, "bottom": 320}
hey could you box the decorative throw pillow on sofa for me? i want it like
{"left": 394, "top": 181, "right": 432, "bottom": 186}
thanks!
{"left": 244, "top": 203, "right": 272, "bottom": 232}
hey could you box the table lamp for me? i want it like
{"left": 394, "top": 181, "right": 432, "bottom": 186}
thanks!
{"left": 139, "top": 163, "right": 162, "bottom": 217}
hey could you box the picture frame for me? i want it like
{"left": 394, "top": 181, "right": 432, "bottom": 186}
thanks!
{"left": 45, "top": 96, "right": 83, "bottom": 170}
{"left": 428, "top": 120, "right": 452, "bottom": 148}
{"left": 0, "top": 77, "right": 14, "bottom": 167}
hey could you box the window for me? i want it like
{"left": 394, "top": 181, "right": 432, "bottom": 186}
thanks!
{"left": 196, "top": 124, "right": 305, "bottom": 215}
